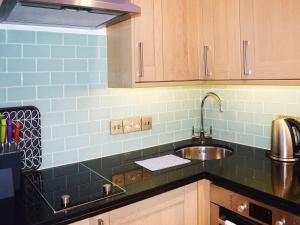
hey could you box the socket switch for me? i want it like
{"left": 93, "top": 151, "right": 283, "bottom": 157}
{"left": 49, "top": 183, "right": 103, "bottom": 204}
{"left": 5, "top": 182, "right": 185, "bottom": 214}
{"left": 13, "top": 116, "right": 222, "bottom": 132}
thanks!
{"left": 111, "top": 120, "right": 123, "bottom": 135}
{"left": 123, "top": 117, "right": 141, "bottom": 133}
{"left": 141, "top": 116, "right": 152, "bottom": 131}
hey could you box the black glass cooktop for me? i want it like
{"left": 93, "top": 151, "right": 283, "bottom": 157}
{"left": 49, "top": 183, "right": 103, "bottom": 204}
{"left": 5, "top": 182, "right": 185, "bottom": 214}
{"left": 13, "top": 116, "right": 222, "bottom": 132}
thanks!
{"left": 26, "top": 163, "right": 126, "bottom": 213}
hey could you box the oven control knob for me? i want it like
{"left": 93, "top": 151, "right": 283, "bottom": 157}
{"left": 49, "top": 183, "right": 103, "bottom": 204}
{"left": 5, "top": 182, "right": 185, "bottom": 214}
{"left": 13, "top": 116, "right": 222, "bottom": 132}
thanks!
{"left": 103, "top": 183, "right": 112, "bottom": 196}
{"left": 237, "top": 203, "right": 248, "bottom": 213}
{"left": 275, "top": 219, "right": 286, "bottom": 225}
{"left": 61, "top": 194, "right": 70, "bottom": 208}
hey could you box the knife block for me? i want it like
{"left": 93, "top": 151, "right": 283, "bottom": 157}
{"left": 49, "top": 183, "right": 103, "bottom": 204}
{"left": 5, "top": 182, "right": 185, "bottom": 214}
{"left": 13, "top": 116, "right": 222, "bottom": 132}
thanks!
{"left": 0, "top": 151, "right": 21, "bottom": 199}
{"left": 0, "top": 106, "right": 42, "bottom": 172}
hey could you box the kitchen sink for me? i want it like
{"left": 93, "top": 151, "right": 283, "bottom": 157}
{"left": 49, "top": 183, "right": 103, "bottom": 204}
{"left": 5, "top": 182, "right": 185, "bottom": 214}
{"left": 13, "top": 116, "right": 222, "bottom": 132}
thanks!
{"left": 175, "top": 145, "right": 233, "bottom": 161}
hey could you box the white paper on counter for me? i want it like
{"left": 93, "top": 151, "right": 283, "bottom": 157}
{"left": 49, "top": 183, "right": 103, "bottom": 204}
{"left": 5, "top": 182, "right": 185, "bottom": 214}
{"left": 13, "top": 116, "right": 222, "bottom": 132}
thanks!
{"left": 135, "top": 154, "right": 191, "bottom": 171}
{"left": 225, "top": 220, "right": 237, "bottom": 225}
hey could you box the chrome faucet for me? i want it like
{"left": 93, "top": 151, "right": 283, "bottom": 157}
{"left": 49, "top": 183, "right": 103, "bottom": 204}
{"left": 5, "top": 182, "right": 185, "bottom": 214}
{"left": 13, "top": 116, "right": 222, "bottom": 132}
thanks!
{"left": 193, "top": 92, "right": 223, "bottom": 143}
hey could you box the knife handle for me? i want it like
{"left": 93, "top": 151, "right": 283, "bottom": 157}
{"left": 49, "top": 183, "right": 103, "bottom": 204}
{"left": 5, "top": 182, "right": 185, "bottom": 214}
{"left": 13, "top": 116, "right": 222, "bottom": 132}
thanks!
{"left": 1, "top": 119, "right": 6, "bottom": 143}
{"left": 14, "top": 121, "right": 20, "bottom": 144}
{"left": 7, "top": 119, "right": 13, "bottom": 143}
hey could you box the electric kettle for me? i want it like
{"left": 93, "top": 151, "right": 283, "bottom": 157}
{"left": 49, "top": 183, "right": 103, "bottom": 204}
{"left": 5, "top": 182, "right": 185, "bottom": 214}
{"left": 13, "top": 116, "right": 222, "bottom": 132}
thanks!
{"left": 270, "top": 116, "right": 300, "bottom": 162}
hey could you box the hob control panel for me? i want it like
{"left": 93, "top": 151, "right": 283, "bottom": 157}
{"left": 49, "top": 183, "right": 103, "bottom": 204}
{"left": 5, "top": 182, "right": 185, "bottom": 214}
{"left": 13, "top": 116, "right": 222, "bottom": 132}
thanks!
{"left": 210, "top": 184, "right": 300, "bottom": 225}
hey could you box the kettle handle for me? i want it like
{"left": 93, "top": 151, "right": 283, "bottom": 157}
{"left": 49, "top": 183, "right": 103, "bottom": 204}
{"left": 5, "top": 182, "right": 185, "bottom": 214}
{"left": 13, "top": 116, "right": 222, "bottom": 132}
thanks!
{"left": 285, "top": 118, "right": 300, "bottom": 153}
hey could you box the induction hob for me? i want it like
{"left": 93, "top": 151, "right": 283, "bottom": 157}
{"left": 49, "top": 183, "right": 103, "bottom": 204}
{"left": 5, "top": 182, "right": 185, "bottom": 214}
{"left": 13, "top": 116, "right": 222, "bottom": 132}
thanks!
{"left": 26, "top": 163, "right": 126, "bottom": 213}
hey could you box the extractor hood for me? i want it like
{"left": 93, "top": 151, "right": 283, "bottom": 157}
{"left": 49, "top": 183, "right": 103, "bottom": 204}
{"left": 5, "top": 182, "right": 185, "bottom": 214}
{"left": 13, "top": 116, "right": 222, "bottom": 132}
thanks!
{"left": 0, "top": 0, "right": 140, "bottom": 29}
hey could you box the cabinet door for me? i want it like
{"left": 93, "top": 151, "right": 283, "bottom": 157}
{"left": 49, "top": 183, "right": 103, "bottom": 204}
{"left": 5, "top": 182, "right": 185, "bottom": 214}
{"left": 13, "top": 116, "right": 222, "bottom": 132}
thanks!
{"left": 240, "top": 0, "right": 300, "bottom": 79}
{"left": 161, "top": 0, "right": 201, "bottom": 81}
{"left": 133, "top": 0, "right": 163, "bottom": 82}
{"left": 198, "top": 180, "right": 211, "bottom": 225}
{"left": 109, "top": 183, "right": 197, "bottom": 225}
{"left": 200, "top": 0, "right": 241, "bottom": 80}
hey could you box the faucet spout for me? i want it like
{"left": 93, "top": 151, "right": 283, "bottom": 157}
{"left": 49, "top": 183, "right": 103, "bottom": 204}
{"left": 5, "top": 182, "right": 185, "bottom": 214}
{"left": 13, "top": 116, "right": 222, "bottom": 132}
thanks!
{"left": 200, "top": 92, "right": 223, "bottom": 143}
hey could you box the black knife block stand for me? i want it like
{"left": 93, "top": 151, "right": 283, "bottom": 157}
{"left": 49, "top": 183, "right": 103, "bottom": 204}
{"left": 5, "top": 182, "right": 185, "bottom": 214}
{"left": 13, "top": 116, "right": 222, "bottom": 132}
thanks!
{"left": 0, "top": 106, "right": 42, "bottom": 199}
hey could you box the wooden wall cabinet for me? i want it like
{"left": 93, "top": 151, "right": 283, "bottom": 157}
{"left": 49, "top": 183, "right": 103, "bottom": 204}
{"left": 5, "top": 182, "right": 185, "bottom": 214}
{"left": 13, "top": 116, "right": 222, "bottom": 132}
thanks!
{"left": 199, "top": 0, "right": 241, "bottom": 80}
{"left": 108, "top": 0, "right": 300, "bottom": 87}
{"left": 107, "top": 0, "right": 162, "bottom": 88}
{"left": 161, "top": 0, "right": 201, "bottom": 82}
{"left": 240, "top": 0, "right": 300, "bottom": 80}
{"left": 200, "top": 0, "right": 300, "bottom": 82}
{"left": 107, "top": 0, "right": 202, "bottom": 87}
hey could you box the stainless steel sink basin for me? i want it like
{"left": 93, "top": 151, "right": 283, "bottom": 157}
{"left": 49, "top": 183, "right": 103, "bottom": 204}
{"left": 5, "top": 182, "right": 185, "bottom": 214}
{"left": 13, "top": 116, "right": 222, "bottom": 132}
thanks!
{"left": 175, "top": 145, "right": 233, "bottom": 161}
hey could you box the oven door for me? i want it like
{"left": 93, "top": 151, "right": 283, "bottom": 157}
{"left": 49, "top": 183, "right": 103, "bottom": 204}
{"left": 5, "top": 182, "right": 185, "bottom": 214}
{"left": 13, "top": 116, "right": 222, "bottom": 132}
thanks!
{"left": 211, "top": 203, "right": 263, "bottom": 225}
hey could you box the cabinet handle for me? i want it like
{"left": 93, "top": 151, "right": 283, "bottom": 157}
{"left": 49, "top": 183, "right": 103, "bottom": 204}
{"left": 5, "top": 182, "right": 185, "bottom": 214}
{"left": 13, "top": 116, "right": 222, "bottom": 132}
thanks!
{"left": 137, "top": 42, "right": 144, "bottom": 77}
{"left": 97, "top": 219, "right": 104, "bottom": 225}
{"left": 204, "top": 45, "right": 212, "bottom": 77}
{"left": 242, "top": 40, "right": 251, "bottom": 76}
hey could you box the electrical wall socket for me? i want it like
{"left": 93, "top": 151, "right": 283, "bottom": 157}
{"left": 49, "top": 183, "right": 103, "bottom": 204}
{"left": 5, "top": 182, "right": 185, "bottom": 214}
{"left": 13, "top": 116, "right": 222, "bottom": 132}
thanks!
{"left": 111, "top": 120, "right": 123, "bottom": 135}
{"left": 141, "top": 115, "right": 152, "bottom": 131}
{"left": 123, "top": 117, "right": 141, "bottom": 133}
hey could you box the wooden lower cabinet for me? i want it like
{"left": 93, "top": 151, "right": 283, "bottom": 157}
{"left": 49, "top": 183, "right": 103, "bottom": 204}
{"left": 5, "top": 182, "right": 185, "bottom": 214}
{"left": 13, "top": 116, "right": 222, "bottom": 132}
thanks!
{"left": 110, "top": 182, "right": 198, "bottom": 225}
{"left": 198, "top": 180, "right": 211, "bottom": 225}
{"left": 69, "top": 182, "right": 203, "bottom": 225}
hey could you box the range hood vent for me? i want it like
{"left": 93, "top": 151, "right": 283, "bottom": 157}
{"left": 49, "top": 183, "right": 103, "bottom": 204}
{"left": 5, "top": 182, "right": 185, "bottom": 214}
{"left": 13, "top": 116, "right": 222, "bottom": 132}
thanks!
{"left": 0, "top": 0, "right": 140, "bottom": 29}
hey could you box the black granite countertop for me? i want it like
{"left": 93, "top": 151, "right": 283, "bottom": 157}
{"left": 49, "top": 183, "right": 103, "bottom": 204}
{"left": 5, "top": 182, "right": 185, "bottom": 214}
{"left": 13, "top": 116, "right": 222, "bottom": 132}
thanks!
{"left": 1, "top": 139, "right": 300, "bottom": 225}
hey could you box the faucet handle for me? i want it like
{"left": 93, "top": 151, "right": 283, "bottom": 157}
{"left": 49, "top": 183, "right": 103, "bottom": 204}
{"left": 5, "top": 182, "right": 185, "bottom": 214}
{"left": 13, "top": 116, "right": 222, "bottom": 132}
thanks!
{"left": 192, "top": 126, "right": 200, "bottom": 139}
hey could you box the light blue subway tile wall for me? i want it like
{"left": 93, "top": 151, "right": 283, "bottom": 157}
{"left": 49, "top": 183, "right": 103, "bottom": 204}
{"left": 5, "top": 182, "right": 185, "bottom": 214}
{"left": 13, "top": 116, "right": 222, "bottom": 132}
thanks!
{"left": 77, "top": 72, "right": 100, "bottom": 84}
{"left": 64, "top": 33, "right": 87, "bottom": 45}
{"left": 0, "top": 59, "right": 6, "bottom": 72}
{"left": 77, "top": 46, "right": 100, "bottom": 58}
{"left": 7, "top": 30, "right": 35, "bottom": 43}
{"left": 51, "top": 72, "right": 76, "bottom": 84}
{"left": 87, "top": 35, "right": 106, "bottom": 46}
{"left": 1, "top": 29, "right": 298, "bottom": 169}
{"left": 51, "top": 46, "right": 75, "bottom": 58}
{"left": 23, "top": 45, "right": 50, "bottom": 57}
{"left": 37, "top": 32, "right": 63, "bottom": 45}
{"left": 23, "top": 72, "right": 50, "bottom": 85}
{"left": 38, "top": 86, "right": 63, "bottom": 99}
{"left": 8, "top": 59, "right": 36, "bottom": 72}
{"left": 64, "top": 59, "right": 87, "bottom": 71}
{"left": 0, "top": 30, "right": 5, "bottom": 43}
{"left": 37, "top": 59, "right": 63, "bottom": 71}
{"left": 200, "top": 86, "right": 300, "bottom": 150}
{"left": 8, "top": 87, "right": 36, "bottom": 101}
{"left": 0, "top": 73, "right": 21, "bottom": 87}
{"left": 0, "top": 88, "right": 6, "bottom": 102}
{"left": 0, "top": 29, "right": 199, "bottom": 168}
{"left": 51, "top": 98, "right": 76, "bottom": 112}
{"left": 0, "top": 44, "right": 22, "bottom": 57}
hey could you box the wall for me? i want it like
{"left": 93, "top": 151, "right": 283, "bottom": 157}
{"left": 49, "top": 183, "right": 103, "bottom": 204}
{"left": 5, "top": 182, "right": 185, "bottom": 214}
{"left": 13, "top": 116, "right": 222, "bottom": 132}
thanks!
{"left": 201, "top": 86, "right": 300, "bottom": 150}
{"left": 0, "top": 28, "right": 201, "bottom": 169}
{"left": 0, "top": 28, "right": 299, "bottom": 169}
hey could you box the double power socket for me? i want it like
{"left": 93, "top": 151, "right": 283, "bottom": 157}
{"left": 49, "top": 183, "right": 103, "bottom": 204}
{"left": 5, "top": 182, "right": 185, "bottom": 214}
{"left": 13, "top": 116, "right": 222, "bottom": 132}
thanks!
{"left": 111, "top": 116, "right": 152, "bottom": 135}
